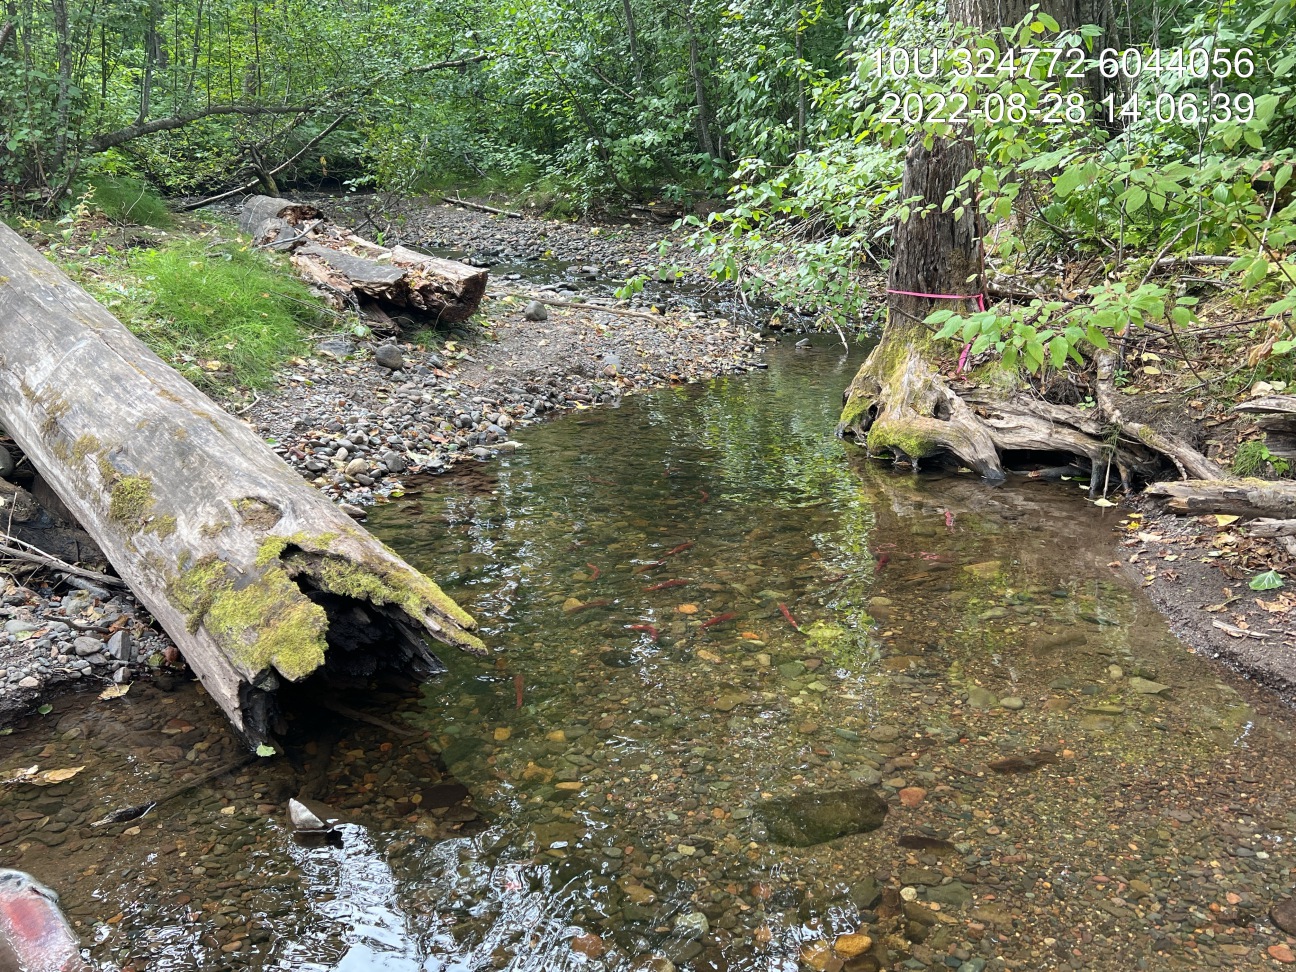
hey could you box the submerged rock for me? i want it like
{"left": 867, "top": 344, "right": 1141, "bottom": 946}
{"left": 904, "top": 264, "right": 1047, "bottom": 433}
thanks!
{"left": 757, "top": 787, "right": 888, "bottom": 846}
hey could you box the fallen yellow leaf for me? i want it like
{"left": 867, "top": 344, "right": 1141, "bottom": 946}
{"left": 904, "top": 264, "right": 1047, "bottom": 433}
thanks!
{"left": 1214, "top": 514, "right": 1240, "bottom": 526}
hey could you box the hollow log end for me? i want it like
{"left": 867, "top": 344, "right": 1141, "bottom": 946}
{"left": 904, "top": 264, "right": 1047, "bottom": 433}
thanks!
{"left": 169, "top": 530, "right": 484, "bottom": 748}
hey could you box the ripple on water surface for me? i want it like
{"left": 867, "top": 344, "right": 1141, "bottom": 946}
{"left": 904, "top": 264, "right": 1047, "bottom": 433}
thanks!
{"left": 1, "top": 336, "right": 1294, "bottom": 970}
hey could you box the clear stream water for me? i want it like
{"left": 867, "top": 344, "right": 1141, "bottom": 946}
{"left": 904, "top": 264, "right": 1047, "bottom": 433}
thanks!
{"left": 2, "top": 336, "right": 1295, "bottom": 971}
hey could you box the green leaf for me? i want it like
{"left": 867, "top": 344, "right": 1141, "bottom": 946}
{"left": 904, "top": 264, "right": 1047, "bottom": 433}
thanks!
{"left": 1249, "top": 570, "right": 1285, "bottom": 591}
{"left": 1049, "top": 338, "right": 1068, "bottom": 368}
{"left": 1123, "top": 187, "right": 1147, "bottom": 212}
{"left": 256, "top": 744, "right": 277, "bottom": 757}
{"left": 1054, "top": 165, "right": 1085, "bottom": 198}
{"left": 37, "top": 704, "right": 52, "bottom": 715}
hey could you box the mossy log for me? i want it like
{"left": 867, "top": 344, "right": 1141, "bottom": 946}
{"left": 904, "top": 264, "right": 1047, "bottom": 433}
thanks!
{"left": 0, "top": 222, "right": 484, "bottom": 747}
{"left": 239, "top": 195, "right": 488, "bottom": 324}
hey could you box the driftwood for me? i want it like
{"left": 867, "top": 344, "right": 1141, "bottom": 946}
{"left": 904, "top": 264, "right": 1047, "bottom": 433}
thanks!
{"left": 0, "top": 222, "right": 484, "bottom": 748}
{"left": 450, "top": 195, "right": 523, "bottom": 218}
{"left": 1145, "top": 479, "right": 1296, "bottom": 519}
{"left": 533, "top": 296, "right": 665, "bottom": 322}
{"left": 1234, "top": 396, "right": 1296, "bottom": 461}
{"left": 237, "top": 196, "right": 487, "bottom": 324}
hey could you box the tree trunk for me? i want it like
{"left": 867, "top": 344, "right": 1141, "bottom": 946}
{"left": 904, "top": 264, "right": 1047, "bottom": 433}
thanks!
{"left": 0, "top": 222, "right": 485, "bottom": 748}
{"left": 48, "top": 0, "right": 72, "bottom": 173}
{"left": 621, "top": 0, "right": 643, "bottom": 83}
{"left": 839, "top": 136, "right": 1004, "bottom": 478}
{"left": 836, "top": 0, "right": 1199, "bottom": 488}
{"left": 685, "top": 5, "right": 717, "bottom": 159}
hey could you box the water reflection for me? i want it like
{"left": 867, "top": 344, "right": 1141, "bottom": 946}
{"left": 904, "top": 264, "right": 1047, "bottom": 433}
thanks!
{"left": 0, "top": 336, "right": 1293, "bottom": 970}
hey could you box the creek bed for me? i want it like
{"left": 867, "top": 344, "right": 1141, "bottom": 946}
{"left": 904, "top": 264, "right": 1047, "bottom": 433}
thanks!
{"left": 1, "top": 335, "right": 1294, "bottom": 970}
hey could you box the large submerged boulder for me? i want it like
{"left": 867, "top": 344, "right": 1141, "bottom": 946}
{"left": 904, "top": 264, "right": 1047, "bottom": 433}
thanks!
{"left": 757, "top": 787, "right": 888, "bottom": 846}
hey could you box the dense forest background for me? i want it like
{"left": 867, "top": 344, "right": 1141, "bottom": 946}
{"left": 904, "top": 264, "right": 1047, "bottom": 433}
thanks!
{"left": 1, "top": 0, "right": 1294, "bottom": 341}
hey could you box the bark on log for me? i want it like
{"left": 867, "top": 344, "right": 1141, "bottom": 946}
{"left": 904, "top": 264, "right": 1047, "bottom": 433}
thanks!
{"left": 239, "top": 196, "right": 487, "bottom": 324}
{"left": 1145, "top": 479, "right": 1296, "bottom": 519}
{"left": 0, "top": 222, "right": 484, "bottom": 748}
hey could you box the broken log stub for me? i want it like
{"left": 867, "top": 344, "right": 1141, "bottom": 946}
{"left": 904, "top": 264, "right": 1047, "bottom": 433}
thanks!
{"left": 1145, "top": 478, "right": 1296, "bottom": 519}
{"left": 237, "top": 195, "right": 321, "bottom": 244}
{"left": 240, "top": 195, "right": 487, "bottom": 324}
{"left": 0, "top": 221, "right": 484, "bottom": 747}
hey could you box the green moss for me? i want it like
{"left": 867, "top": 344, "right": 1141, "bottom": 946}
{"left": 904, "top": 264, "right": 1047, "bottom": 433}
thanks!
{"left": 72, "top": 433, "right": 102, "bottom": 462}
{"left": 148, "top": 514, "right": 177, "bottom": 539}
{"left": 109, "top": 474, "right": 155, "bottom": 524}
{"left": 308, "top": 555, "right": 481, "bottom": 644}
{"left": 168, "top": 555, "right": 328, "bottom": 678}
{"left": 838, "top": 394, "right": 873, "bottom": 431}
{"left": 206, "top": 567, "right": 328, "bottom": 680}
{"left": 867, "top": 424, "right": 937, "bottom": 461}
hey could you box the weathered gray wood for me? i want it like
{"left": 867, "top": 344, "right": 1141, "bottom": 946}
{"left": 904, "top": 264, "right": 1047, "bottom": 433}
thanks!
{"left": 0, "top": 222, "right": 484, "bottom": 747}
{"left": 1145, "top": 479, "right": 1296, "bottom": 519}
{"left": 1248, "top": 518, "right": 1296, "bottom": 538}
{"left": 238, "top": 197, "right": 488, "bottom": 323}
{"left": 237, "top": 195, "right": 321, "bottom": 242}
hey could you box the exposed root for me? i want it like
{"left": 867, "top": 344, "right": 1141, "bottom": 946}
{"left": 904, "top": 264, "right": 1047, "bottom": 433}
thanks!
{"left": 840, "top": 338, "right": 1224, "bottom": 494}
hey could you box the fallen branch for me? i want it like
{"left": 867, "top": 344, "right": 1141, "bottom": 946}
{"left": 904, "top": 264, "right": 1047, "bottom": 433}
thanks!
{"left": 1249, "top": 518, "right": 1296, "bottom": 537}
{"left": 533, "top": 296, "right": 665, "bottom": 322}
{"left": 450, "top": 195, "right": 523, "bottom": 218}
{"left": 0, "top": 538, "right": 126, "bottom": 587}
{"left": 1145, "top": 479, "right": 1296, "bottom": 519}
{"left": 90, "top": 755, "right": 257, "bottom": 827}
{"left": 180, "top": 112, "right": 352, "bottom": 212}
{"left": 1151, "top": 255, "right": 1236, "bottom": 271}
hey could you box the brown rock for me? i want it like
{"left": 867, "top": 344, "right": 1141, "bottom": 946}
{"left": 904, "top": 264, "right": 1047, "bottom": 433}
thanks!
{"left": 571, "top": 933, "right": 605, "bottom": 958}
{"left": 1274, "top": 897, "right": 1296, "bottom": 935}
{"left": 1269, "top": 944, "right": 1295, "bottom": 964}
{"left": 898, "top": 787, "right": 926, "bottom": 808}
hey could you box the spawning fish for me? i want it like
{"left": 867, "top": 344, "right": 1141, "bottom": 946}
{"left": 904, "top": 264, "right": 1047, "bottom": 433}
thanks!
{"left": 0, "top": 869, "right": 87, "bottom": 972}
{"left": 664, "top": 542, "right": 694, "bottom": 557}
{"left": 586, "top": 563, "right": 601, "bottom": 580}
{"left": 632, "top": 560, "right": 667, "bottom": 575}
{"left": 778, "top": 602, "right": 800, "bottom": 630}
{"left": 700, "top": 612, "right": 737, "bottom": 629}
{"left": 645, "top": 578, "right": 688, "bottom": 591}
{"left": 628, "top": 623, "right": 660, "bottom": 642}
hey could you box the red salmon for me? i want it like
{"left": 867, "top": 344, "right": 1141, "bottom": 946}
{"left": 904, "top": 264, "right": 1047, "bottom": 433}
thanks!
{"left": 0, "top": 869, "right": 87, "bottom": 972}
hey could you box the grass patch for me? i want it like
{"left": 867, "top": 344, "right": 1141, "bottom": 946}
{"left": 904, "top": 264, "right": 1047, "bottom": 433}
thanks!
{"left": 81, "top": 174, "right": 173, "bottom": 228}
{"left": 86, "top": 237, "right": 326, "bottom": 395}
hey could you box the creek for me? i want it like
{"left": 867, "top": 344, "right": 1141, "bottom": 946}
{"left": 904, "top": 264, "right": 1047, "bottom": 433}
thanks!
{"left": 1, "top": 335, "right": 1293, "bottom": 970}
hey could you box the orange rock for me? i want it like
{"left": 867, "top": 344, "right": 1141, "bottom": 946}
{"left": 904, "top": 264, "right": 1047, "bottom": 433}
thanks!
{"left": 833, "top": 932, "right": 873, "bottom": 958}
{"left": 571, "top": 933, "right": 605, "bottom": 958}
{"left": 677, "top": 603, "right": 699, "bottom": 614}
{"left": 899, "top": 786, "right": 927, "bottom": 808}
{"left": 1269, "top": 944, "right": 1296, "bottom": 964}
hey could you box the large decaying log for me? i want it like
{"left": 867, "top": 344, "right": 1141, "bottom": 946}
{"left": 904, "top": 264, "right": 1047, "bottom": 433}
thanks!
{"left": 240, "top": 195, "right": 487, "bottom": 324}
{"left": 0, "top": 222, "right": 484, "bottom": 747}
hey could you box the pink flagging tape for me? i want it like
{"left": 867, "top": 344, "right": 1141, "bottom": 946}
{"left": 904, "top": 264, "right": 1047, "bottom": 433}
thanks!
{"left": 885, "top": 288, "right": 987, "bottom": 312}
{"left": 884, "top": 288, "right": 987, "bottom": 375}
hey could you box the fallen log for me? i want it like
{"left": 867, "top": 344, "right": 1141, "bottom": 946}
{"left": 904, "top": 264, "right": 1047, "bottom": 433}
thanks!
{"left": 450, "top": 195, "right": 523, "bottom": 219}
{"left": 1145, "top": 479, "right": 1296, "bottom": 519}
{"left": 240, "top": 196, "right": 487, "bottom": 324}
{"left": 0, "top": 222, "right": 484, "bottom": 748}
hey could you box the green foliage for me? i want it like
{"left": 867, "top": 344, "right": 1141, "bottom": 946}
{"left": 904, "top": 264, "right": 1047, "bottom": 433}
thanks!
{"left": 86, "top": 239, "right": 325, "bottom": 393}
{"left": 1250, "top": 568, "right": 1285, "bottom": 591}
{"left": 81, "top": 175, "right": 173, "bottom": 228}
{"left": 1233, "top": 439, "right": 1292, "bottom": 477}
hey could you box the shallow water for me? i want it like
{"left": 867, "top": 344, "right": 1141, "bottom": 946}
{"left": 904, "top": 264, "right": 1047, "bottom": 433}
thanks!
{"left": 2, "top": 336, "right": 1295, "bottom": 970}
